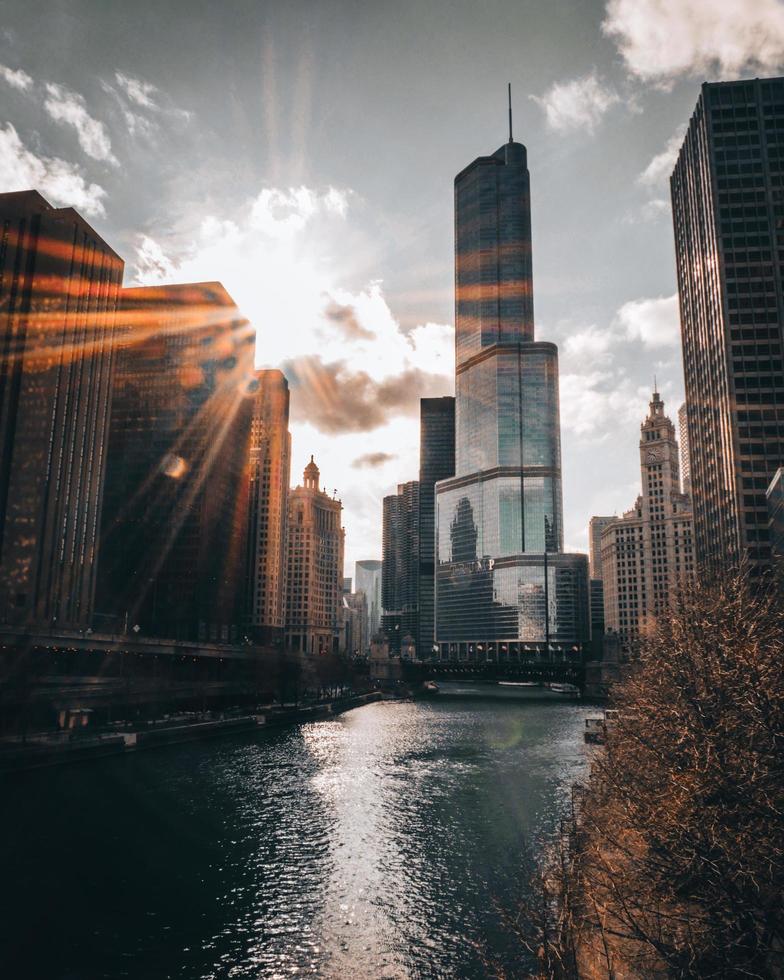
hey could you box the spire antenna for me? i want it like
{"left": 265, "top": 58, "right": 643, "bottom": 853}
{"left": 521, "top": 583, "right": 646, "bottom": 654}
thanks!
{"left": 508, "top": 82, "right": 513, "bottom": 143}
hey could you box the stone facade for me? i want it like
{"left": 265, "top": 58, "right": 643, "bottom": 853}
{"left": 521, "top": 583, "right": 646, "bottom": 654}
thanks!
{"left": 601, "top": 391, "right": 695, "bottom": 651}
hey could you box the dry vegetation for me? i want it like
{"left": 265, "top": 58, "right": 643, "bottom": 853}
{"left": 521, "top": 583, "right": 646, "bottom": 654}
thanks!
{"left": 522, "top": 568, "right": 784, "bottom": 979}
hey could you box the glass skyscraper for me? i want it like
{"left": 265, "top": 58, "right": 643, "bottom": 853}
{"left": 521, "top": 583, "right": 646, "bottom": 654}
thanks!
{"left": 672, "top": 78, "right": 784, "bottom": 573}
{"left": 434, "top": 132, "right": 589, "bottom": 659}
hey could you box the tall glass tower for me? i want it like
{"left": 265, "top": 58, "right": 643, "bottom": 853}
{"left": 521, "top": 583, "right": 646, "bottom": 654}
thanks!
{"left": 434, "top": 123, "right": 589, "bottom": 660}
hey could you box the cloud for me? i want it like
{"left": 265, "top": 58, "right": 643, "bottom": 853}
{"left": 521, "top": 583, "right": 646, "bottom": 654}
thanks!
{"left": 324, "top": 300, "right": 375, "bottom": 340}
{"left": 135, "top": 234, "right": 178, "bottom": 281}
{"left": 560, "top": 371, "right": 647, "bottom": 437}
{"left": 283, "top": 356, "right": 452, "bottom": 434}
{"left": 115, "top": 71, "right": 159, "bottom": 110}
{"left": 352, "top": 452, "right": 397, "bottom": 469}
{"left": 640, "top": 198, "right": 671, "bottom": 222}
{"left": 0, "top": 122, "right": 107, "bottom": 216}
{"left": 562, "top": 324, "right": 616, "bottom": 370}
{"left": 0, "top": 64, "right": 32, "bottom": 91}
{"left": 638, "top": 126, "right": 687, "bottom": 186}
{"left": 616, "top": 294, "right": 680, "bottom": 347}
{"left": 603, "top": 0, "right": 784, "bottom": 86}
{"left": 531, "top": 72, "right": 620, "bottom": 132}
{"left": 43, "top": 83, "right": 118, "bottom": 164}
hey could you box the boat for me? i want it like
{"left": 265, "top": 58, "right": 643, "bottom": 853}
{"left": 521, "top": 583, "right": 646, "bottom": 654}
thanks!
{"left": 583, "top": 709, "right": 619, "bottom": 744}
{"left": 419, "top": 680, "right": 440, "bottom": 698}
{"left": 548, "top": 682, "right": 580, "bottom": 697}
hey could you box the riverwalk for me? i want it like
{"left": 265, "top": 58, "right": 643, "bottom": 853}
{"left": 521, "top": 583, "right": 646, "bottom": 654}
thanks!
{"left": 0, "top": 691, "right": 383, "bottom": 773}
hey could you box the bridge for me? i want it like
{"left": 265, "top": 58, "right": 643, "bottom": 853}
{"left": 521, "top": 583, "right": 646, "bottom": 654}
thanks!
{"left": 400, "top": 656, "right": 586, "bottom": 689}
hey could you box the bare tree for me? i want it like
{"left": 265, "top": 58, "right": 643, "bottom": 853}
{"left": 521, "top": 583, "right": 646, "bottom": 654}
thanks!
{"left": 538, "top": 567, "right": 784, "bottom": 978}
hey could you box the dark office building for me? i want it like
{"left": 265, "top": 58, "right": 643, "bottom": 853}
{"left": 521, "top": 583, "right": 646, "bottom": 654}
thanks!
{"left": 767, "top": 467, "right": 784, "bottom": 559}
{"left": 434, "top": 121, "right": 590, "bottom": 659}
{"left": 672, "top": 77, "right": 784, "bottom": 573}
{"left": 382, "top": 481, "right": 419, "bottom": 655}
{"left": 96, "top": 282, "right": 255, "bottom": 641}
{"left": 417, "top": 397, "right": 455, "bottom": 658}
{"left": 0, "top": 190, "right": 124, "bottom": 629}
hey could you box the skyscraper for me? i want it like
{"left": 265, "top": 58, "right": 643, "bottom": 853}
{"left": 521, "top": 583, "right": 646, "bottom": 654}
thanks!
{"left": 0, "top": 190, "right": 124, "bottom": 629}
{"left": 97, "top": 282, "right": 255, "bottom": 641}
{"left": 588, "top": 516, "right": 615, "bottom": 581}
{"left": 246, "top": 369, "right": 291, "bottom": 646}
{"left": 382, "top": 481, "right": 419, "bottom": 655}
{"left": 284, "top": 457, "right": 344, "bottom": 656}
{"left": 418, "top": 397, "right": 455, "bottom": 658}
{"left": 355, "top": 559, "right": 382, "bottom": 644}
{"left": 672, "top": 77, "right": 784, "bottom": 573}
{"left": 434, "top": 118, "right": 589, "bottom": 659}
{"left": 601, "top": 391, "right": 695, "bottom": 650}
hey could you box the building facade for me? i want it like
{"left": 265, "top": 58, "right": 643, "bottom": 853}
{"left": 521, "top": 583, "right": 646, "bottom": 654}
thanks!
{"left": 601, "top": 391, "right": 695, "bottom": 650}
{"left": 434, "top": 129, "right": 590, "bottom": 660}
{"left": 767, "top": 467, "right": 784, "bottom": 559}
{"left": 284, "top": 457, "right": 344, "bottom": 656}
{"left": 97, "top": 282, "right": 255, "bottom": 642}
{"left": 354, "top": 559, "right": 382, "bottom": 645}
{"left": 339, "top": 584, "right": 369, "bottom": 658}
{"left": 382, "top": 481, "right": 419, "bottom": 655}
{"left": 0, "top": 190, "right": 124, "bottom": 629}
{"left": 246, "top": 369, "right": 291, "bottom": 646}
{"left": 418, "top": 396, "right": 455, "bottom": 658}
{"left": 589, "top": 516, "right": 615, "bottom": 580}
{"left": 678, "top": 403, "right": 691, "bottom": 495}
{"left": 672, "top": 77, "right": 784, "bottom": 573}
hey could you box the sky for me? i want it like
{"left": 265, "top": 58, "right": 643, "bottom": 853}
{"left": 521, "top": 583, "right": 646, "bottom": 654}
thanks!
{"left": 2, "top": 0, "right": 784, "bottom": 574}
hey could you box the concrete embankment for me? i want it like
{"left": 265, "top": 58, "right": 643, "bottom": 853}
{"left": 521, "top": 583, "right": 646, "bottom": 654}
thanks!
{"left": 0, "top": 692, "right": 382, "bottom": 773}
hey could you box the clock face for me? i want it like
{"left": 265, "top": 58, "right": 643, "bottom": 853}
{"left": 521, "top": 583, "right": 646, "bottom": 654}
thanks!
{"left": 646, "top": 448, "right": 661, "bottom": 463}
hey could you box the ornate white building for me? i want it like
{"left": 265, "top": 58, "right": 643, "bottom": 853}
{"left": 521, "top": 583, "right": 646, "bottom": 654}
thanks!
{"left": 601, "top": 391, "right": 695, "bottom": 650}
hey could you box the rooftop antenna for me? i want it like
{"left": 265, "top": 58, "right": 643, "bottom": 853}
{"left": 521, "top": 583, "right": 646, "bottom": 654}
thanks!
{"left": 508, "top": 82, "right": 513, "bottom": 143}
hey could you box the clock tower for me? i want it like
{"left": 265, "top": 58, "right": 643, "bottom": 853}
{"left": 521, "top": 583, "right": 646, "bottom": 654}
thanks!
{"left": 640, "top": 388, "right": 682, "bottom": 522}
{"left": 599, "top": 388, "right": 694, "bottom": 651}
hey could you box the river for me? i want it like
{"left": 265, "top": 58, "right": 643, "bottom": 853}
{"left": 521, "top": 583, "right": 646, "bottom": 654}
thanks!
{"left": 0, "top": 697, "right": 589, "bottom": 979}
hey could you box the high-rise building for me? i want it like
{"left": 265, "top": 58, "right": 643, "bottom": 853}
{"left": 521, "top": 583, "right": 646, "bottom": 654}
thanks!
{"left": 355, "top": 559, "right": 382, "bottom": 644}
{"left": 672, "top": 77, "right": 784, "bottom": 573}
{"left": 434, "top": 122, "right": 590, "bottom": 659}
{"left": 589, "top": 578, "right": 606, "bottom": 653}
{"left": 589, "top": 516, "right": 615, "bottom": 580}
{"left": 97, "top": 282, "right": 255, "bottom": 642}
{"left": 339, "top": 583, "right": 368, "bottom": 658}
{"left": 0, "top": 190, "right": 124, "bottom": 629}
{"left": 678, "top": 403, "right": 691, "bottom": 495}
{"left": 601, "top": 391, "right": 695, "bottom": 650}
{"left": 382, "top": 481, "right": 419, "bottom": 655}
{"left": 284, "top": 457, "right": 344, "bottom": 655}
{"left": 246, "top": 369, "right": 291, "bottom": 646}
{"left": 418, "top": 397, "right": 455, "bottom": 658}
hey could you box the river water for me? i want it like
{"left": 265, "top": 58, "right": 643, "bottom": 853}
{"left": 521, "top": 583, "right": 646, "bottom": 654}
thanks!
{"left": 1, "top": 697, "right": 589, "bottom": 979}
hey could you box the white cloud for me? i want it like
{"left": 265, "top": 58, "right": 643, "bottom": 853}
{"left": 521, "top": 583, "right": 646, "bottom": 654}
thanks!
{"left": 115, "top": 71, "right": 159, "bottom": 109}
{"left": 603, "top": 0, "right": 784, "bottom": 86}
{"left": 638, "top": 126, "right": 687, "bottom": 186}
{"left": 640, "top": 197, "right": 671, "bottom": 222}
{"left": 560, "top": 371, "right": 647, "bottom": 437}
{"left": 0, "top": 64, "right": 32, "bottom": 91}
{"left": 531, "top": 72, "right": 620, "bottom": 132}
{"left": 43, "top": 83, "right": 118, "bottom": 165}
{"left": 616, "top": 293, "right": 680, "bottom": 348}
{"left": 562, "top": 324, "right": 616, "bottom": 370}
{"left": 0, "top": 122, "right": 107, "bottom": 216}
